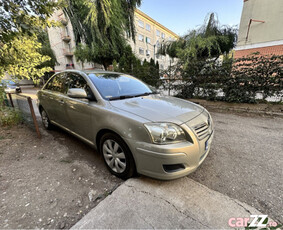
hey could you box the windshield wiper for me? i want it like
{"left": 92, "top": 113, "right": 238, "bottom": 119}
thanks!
{"left": 109, "top": 95, "right": 135, "bottom": 101}
{"left": 109, "top": 92, "right": 158, "bottom": 101}
{"left": 134, "top": 92, "right": 158, "bottom": 98}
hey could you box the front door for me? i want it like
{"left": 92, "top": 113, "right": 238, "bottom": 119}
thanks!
{"left": 64, "top": 73, "right": 94, "bottom": 141}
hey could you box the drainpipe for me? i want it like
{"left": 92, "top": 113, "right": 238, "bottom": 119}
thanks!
{"left": 246, "top": 19, "right": 265, "bottom": 42}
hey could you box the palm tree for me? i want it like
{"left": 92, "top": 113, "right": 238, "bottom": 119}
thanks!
{"left": 64, "top": 0, "right": 141, "bottom": 69}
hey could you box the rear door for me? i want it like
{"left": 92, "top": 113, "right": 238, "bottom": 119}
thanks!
{"left": 41, "top": 73, "right": 69, "bottom": 126}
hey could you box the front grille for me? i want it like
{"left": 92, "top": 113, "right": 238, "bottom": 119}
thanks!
{"left": 194, "top": 122, "right": 209, "bottom": 140}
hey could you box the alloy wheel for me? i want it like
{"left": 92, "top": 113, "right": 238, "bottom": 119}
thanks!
{"left": 102, "top": 139, "right": 126, "bottom": 173}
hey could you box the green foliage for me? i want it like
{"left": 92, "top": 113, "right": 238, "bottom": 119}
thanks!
{"left": 159, "top": 13, "right": 237, "bottom": 61}
{"left": 36, "top": 31, "right": 57, "bottom": 69}
{"left": 0, "top": 87, "right": 22, "bottom": 126}
{"left": 0, "top": 0, "right": 62, "bottom": 43}
{"left": 0, "top": 0, "right": 60, "bottom": 82}
{"left": 113, "top": 46, "right": 160, "bottom": 87}
{"left": 0, "top": 35, "right": 53, "bottom": 83}
{"left": 170, "top": 54, "right": 283, "bottom": 103}
{"left": 64, "top": 0, "right": 141, "bottom": 69}
{"left": 0, "top": 107, "right": 22, "bottom": 127}
{"left": 224, "top": 54, "right": 283, "bottom": 103}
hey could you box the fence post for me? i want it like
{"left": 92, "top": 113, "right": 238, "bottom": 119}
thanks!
{"left": 27, "top": 97, "right": 41, "bottom": 138}
{"left": 7, "top": 93, "right": 14, "bottom": 107}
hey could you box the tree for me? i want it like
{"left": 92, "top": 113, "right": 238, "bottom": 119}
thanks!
{"left": 0, "top": 0, "right": 61, "bottom": 43}
{"left": 159, "top": 13, "right": 237, "bottom": 63}
{"left": 158, "top": 13, "right": 237, "bottom": 99}
{"left": 0, "top": 35, "right": 52, "bottom": 83}
{"left": 64, "top": 0, "right": 141, "bottom": 69}
{"left": 0, "top": 0, "right": 60, "bottom": 81}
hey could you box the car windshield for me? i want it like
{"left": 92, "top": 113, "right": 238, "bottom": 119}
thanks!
{"left": 88, "top": 73, "right": 154, "bottom": 100}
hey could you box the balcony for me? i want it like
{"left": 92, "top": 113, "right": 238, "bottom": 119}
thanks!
{"left": 62, "top": 35, "right": 71, "bottom": 42}
{"left": 63, "top": 49, "right": 73, "bottom": 57}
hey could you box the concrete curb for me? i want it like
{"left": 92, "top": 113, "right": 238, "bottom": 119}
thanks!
{"left": 71, "top": 177, "right": 274, "bottom": 229}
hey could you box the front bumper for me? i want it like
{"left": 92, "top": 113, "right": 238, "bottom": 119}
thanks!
{"left": 125, "top": 121, "right": 214, "bottom": 180}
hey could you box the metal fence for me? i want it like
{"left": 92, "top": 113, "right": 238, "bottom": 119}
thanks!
{"left": 6, "top": 93, "right": 41, "bottom": 138}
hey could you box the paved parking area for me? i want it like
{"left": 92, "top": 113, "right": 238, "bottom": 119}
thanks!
{"left": 190, "top": 112, "right": 283, "bottom": 223}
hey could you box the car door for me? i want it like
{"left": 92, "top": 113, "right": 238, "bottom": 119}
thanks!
{"left": 41, "top": 73, "right": 68, "bottom": 126}
{"left": 64, "top": 72, "right": 94, "bottom": 141}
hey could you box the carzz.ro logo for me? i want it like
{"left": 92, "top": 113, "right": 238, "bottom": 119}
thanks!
{"left": 228, "top": 215, "right": 280, "bottom": 228}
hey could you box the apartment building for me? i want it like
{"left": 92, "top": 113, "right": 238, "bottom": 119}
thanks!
{"left": 47, "top": 11, "right": 95, "bottom": 71}
{"left": 47, "top": 9, "right": 178, "bottom": 71}
{"left": 235, "top": 0, "right": 283, "bottom": 58}
{"left": 128, "top": 9, "right": 179, "bottom": 70}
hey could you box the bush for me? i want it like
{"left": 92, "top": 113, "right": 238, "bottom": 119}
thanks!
{"left": 0, "top": 107, "right": 22, "bottom": 127}
{"left": 0, "top": 87, "right": 23, "bottom": 126}
{"left": 165, "top": 54, "right": 283, "bottom": 103}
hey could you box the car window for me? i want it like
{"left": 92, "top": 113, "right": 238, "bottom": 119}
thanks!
{"left": 67, "top": 73, "right": 95, "bottom": 100}
{"left": 45, "top": 73, "right": 68, "bottom": 93}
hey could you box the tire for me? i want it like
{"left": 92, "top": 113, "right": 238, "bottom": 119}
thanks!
{"left": 100, "top": 133, "right": 135, "bottom": 179}
{"left": 40, "top": 108, "right": 53, "bottom": 130}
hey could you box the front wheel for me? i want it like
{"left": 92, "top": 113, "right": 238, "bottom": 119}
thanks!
{"left": 100, "top": 133, "right": 135, "bottom": 179}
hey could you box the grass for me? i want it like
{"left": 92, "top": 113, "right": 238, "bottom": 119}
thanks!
{"left": 0, "top": 106, "right": 22, "bottom": 127}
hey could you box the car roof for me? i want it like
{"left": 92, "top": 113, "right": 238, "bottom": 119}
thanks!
{"left": 60, "top": 69, "right": 125, "bottom": 76}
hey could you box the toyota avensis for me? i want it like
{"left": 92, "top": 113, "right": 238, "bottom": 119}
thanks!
{"left": 37, "top": 70, "right": 214, "bottom": 180}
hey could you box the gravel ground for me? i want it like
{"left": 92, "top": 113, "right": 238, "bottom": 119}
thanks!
{"left": 0, "top": 125, "right": 122, "bottom": 229}
{"left": 190, "top": 112, "right": 283, "bottom": 224}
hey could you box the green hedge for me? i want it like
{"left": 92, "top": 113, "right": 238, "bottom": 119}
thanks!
{"left": 166, "top": 54, "right": 283, "bottom": 103}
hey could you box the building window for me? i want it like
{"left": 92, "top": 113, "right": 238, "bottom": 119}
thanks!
{"left": 139, "top": 48, "right": 144, "bottom": 55}
{"left": 138, "top": 34, "right": 144, "bottom": 42}
{"left": 168, "top": 37, "right": 172, "bottom": 41}
{"left": 146, "top": 24, "right": 151, "bottom": 31}
{"left": 156, "top": 30, "right": 160, "bottom": 37}
{"left": 138, "top": 20, "right": 144, "bottom": 28}
{"left": 146, "top": 50, "right": 150, "bottom": 56}
{"left": 146, "top": 37, "right": 151, "bottom": 44}
{"left": 161, "top": 33, "right": 165, "bottom": 39}
{"left": 156, "top": 41, "right": 161, "bottom": 48}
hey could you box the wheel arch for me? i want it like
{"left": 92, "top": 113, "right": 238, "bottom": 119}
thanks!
{"left": 96, "top": 128, "right": 137, "bottom": 168}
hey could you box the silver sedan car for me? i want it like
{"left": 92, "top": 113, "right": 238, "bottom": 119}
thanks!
{"left": 37, "top": 70, "right": 214, "bottom": 180}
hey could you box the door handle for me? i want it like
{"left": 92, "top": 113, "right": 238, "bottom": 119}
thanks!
{"left": 59, "top": 99, "right": 65, "bottom": 105}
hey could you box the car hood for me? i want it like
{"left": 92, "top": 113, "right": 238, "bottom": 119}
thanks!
{"left": 109, "top": 95, "right": 204, "bottom": 124}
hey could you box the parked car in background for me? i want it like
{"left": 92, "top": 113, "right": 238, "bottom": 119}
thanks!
{"left": 37, "top": 70, "right": 214, "bottom": 180}
{"left": 0, "top": 80, "right": 22, "bottom": 93}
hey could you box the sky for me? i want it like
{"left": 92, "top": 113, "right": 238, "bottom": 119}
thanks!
{"left": 139, "top": 0, "right": 244, "bottom": 36}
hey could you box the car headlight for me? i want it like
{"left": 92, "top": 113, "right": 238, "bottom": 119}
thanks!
{"left": 144, "top": 123, "right": 187, "bottom": 144}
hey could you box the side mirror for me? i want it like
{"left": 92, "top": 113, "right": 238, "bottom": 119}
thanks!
{"left": 67, "top": 88, "right": 87, "bottom": 99}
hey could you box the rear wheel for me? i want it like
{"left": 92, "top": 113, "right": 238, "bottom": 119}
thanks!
{"left": 100, "top": 133, "right": 135, "bottom": 179}
{"left": 40, "top": 108, "right": 53, "bottom": 130}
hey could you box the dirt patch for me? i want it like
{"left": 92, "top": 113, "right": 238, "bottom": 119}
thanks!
{"left": 0, "top": 125, "right": 122, "bottom": 229}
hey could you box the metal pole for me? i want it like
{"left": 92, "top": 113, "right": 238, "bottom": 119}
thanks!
{"left": 27, "top": 97, "right": 41, "bottom": 138}
{"left": 8, "top": 93, "right": 14, "bottom": 107}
